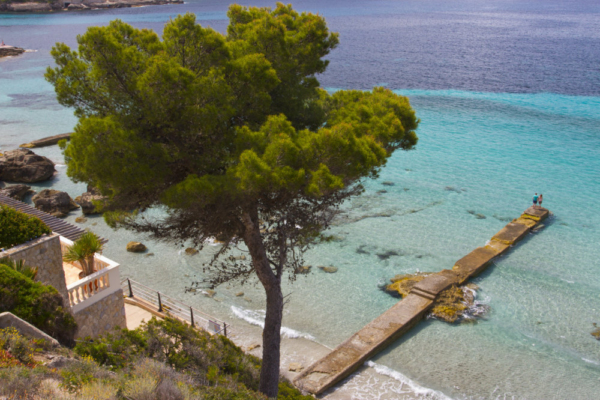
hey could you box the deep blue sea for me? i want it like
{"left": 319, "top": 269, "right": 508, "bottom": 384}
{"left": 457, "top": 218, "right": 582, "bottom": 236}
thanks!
{"left": 1, "top": 1, "right": 600, "bottom": 399}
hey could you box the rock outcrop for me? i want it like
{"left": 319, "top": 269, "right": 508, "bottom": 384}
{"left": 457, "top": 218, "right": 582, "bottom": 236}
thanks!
{"left": 0, "top": 45, "right": 25, "bottom": 57}
{"left": 126, "top": 242, "right": 147, "bottom": 252}
{"left": 74, "top": 185, "right": 107, "bottom": 215}
{"left": 0, "top": 0, "right": 183, "bottom": 13}
{"left": 32, "top": 189, "right": 79, "bottom": 217}
{"left": 0, "top": 184, "right": 35, "bottom": 200}
{"left": 0, "top": 148, "right": 55, "bottom": 183}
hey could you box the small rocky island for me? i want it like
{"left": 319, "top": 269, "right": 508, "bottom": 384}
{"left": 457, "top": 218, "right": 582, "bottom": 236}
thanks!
{"left": 0, "top": 0, "right": 182, "bottom": 13}
{"left": 0, "top": 44, "right": 24, "bottom": 58}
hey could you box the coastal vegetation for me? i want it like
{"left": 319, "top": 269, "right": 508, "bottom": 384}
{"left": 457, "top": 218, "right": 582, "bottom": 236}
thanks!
{"left": 62, "top": 231, "right": 104, "bottom": 277}
{"left": 46, "top": 3, "right": 419, "bottom": 396}
{"left": 0, "top": 317, "right": 312, "bottom": 399}
{"left": 0, "top": 264, "right": 77, "bottom": 346}
{"left": 0, "top": 205, "right": 52, "bottom": 250}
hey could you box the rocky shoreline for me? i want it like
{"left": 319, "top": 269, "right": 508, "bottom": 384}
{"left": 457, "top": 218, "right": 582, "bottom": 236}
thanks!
{"left": 0, "top": 0, "right": 182, "bottom": 13}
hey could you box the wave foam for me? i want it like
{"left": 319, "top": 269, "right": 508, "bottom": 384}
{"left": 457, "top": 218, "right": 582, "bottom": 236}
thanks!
{"left": 582, "top": 358, "right": 600, "bottom": 365}
{"left": 366, "top": 361, "right": 452, "bottom": 399}
{"left": 230, "top": 306, "right": 315, "bottom": 340}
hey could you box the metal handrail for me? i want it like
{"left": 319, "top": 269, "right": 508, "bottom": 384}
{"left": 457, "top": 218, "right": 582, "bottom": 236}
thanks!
{"left": 121, "top": 278, "right": 230, "bottom": 337}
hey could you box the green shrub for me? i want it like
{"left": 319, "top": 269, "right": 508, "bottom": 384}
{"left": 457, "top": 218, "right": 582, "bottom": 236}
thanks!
{"left": 0, "top": 257, "right": 38, "bottom": 280}
{"left": 0, "top": 205, "right": 52, "bottom": 250}
{"left": 75, "top": 317, "right": 309, "bottom": 399}
{"left": 0, "top": 265, "right": 77, "bottom": 346}
{"left": 59, "top": 356, "right": 100, "bottom": 392}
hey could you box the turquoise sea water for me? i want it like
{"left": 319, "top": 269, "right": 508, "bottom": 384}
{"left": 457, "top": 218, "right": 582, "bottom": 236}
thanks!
{"left": 1, "top": 1, "right": 600, "bottom": 398}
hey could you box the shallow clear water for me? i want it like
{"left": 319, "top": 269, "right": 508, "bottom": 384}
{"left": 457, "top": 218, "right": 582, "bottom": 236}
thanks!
{"left": 1, "top": 1, "right": 600, "bottom": 399}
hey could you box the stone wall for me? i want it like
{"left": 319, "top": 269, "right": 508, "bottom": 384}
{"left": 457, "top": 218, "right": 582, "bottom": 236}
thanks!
{"left": 0, "top": 233, "right": 68, "bottom": 302}
{"left": 73, "top": 289, "right": 127, "bottom": 339}
{"left": 0, "top": 312, "right": 59, "bottom": 347}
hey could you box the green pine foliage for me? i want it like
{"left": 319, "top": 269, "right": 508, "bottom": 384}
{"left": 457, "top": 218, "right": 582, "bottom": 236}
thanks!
{"left": 45, "top": 5, "right": 419, "bottom": 396}
{"left": 0, "top": 265, "right": 77, "bottom": 346}
{"left": 0, "top": 205, "right": 52, "bottom": 250}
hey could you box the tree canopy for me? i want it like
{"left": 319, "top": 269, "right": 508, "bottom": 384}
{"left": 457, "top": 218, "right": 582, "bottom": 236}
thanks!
{"left": 46, "top": 4, "right": 418, "bottom": 397}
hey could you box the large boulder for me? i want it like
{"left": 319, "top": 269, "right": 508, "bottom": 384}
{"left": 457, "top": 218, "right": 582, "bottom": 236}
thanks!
{"left": 0, "top": 148, "right": 55, "bottom": 183}
{"left": 74, "top": 185, "right": 107, "bottom": 215}
{"left": 32, "top": 189, "right": 79, "bottom": 218}
{"left": 0, "top": 184, "right": 35, "bottom": 201}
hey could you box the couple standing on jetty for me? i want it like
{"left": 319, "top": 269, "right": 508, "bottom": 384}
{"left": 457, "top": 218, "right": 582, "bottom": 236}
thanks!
{"left": 533, "top": 193, "right": 544, "bottom": 207}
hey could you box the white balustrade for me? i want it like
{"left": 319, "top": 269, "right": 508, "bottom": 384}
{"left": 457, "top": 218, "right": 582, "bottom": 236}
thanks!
{"left": 60, "top": 236, "right": 121, "bottom": 313}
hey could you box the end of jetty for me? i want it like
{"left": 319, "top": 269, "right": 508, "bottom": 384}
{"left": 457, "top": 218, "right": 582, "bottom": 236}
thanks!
{"left": 294, "top": 206, "right": 550, "bottom": 395}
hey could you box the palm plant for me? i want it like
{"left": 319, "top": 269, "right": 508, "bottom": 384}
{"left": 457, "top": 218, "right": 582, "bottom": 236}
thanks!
{"left": 62, "top": 232, "right": 104, "bottom": 277}
{"left": 0, "top": 257, "right": 38, "bottom": 280}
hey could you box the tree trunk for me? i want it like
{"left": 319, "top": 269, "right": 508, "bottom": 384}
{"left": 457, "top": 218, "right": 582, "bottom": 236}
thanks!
{"left": 260, "top": 281, "right": 283, "bottom": 398}
{"left": 84, "top": 254, "right": 95, "bottom": 276}
{"left": 241, "top": 210, "right": 283, "bottom": 398}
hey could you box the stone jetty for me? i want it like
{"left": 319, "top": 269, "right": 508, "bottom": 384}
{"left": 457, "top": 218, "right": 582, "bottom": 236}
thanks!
{"left": 20, "top": 133, "right": 71, "bottom": 149}
{"left": 294, "top": 206, "right": 550, "bottom": 395}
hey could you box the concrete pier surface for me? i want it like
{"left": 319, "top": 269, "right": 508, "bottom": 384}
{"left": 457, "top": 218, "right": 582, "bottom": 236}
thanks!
{"left": 294, "top": 206, "right": 550, "bottom": 395}
{"left": 20, "top": 133, "right": 71, "bottom": 149}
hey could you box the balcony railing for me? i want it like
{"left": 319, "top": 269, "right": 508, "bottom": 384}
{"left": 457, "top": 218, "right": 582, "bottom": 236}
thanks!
{"left": 60, "top": 236, "right": 121, "bottom": 313}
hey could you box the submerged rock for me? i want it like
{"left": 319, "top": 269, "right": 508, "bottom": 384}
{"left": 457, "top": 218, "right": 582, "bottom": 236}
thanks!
{"left": 318, "top": 266, "right": 338, "bottom": 273}
{"left": 377, "top": 250, "right": 400, "bottom": 260}
{"left": 32, "top": 189, "right": 79, "bottom": 218}
{"left": 126, "top": 242, "right": 147, "bottom": 252}
{"left": 445, "top": 186, "right": 462, "bottom": 193}
{"left": 591, "top": 324, "right": 600, "bottom": 340}
{"left": 185, "top": 247, "right": 199, "bottom": 255}
{"left": 319, "top": 234, "right": 345, "bottom": 243}
{"left": 475, "top": 213, "right": 486, "bottom": 219}
{"left": 382, "top": 181, "right": 395, "bottom": 186}
{"left": 295, "top": 265, "right": 311, "bottom": 274}
{"left": 0, "top": 184, "right": 35, "bottom": 200}
{"left": 0, "top": 148, "right": 55, "bottom": 183}
{"left": 75, "top": 216, "right": 87, "bottom": 223}
{"left": 356, "top": 245, "right": 370, "bottom": 255}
